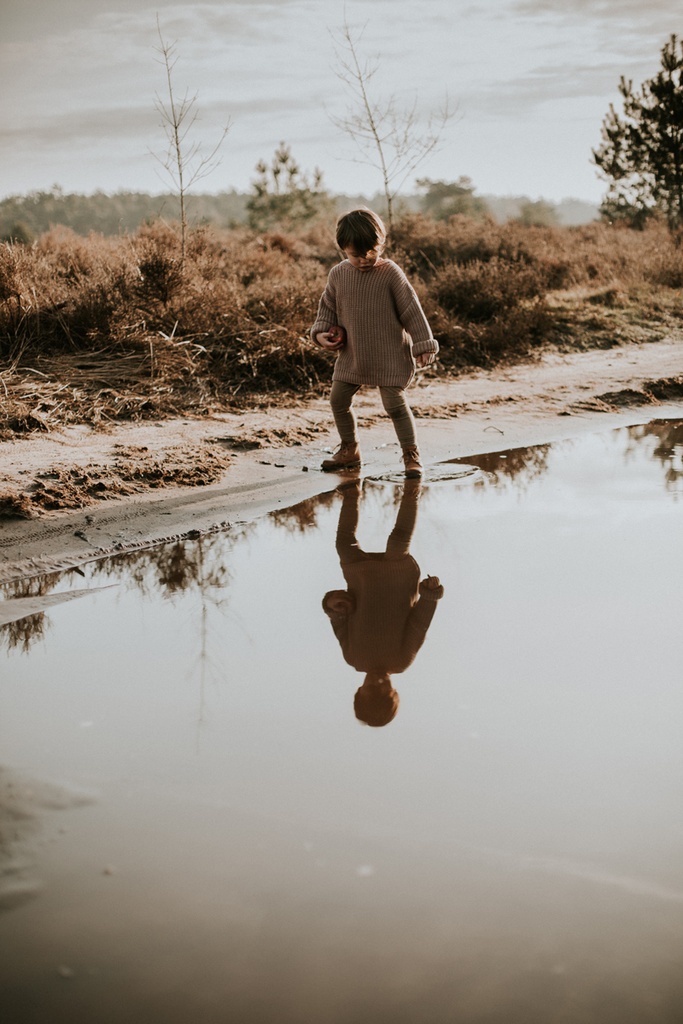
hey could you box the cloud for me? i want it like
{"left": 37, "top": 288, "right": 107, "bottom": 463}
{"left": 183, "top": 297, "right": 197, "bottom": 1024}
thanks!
{"left": 0, "top": 2, "right": 328, "bottom": 136}
{"left": 0, "top": 95, "right": 315, "bottom": 151}
{"left": 469, "top": 56, "right": 663, "bottom": 117}
{"left": 513, "top": 0, "right": 678, "bottom": 19}
{"left": 1, "top": 0, "right": 307, "bottom": 42}
{"left": 512, "top": 0, "right": 681, "bottom": 47}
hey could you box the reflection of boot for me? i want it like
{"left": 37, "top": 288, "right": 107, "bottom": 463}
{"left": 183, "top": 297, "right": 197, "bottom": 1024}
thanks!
{"left": 402, "top": 445, "right": 422, "bottom": 478}
{"left": 322, "top": 442, "right": 361, "bottom": 472}
{"left": 403, "top": 477, "right": 422, "bottom": 500}
{"left": 336, "top": 478, "right": 362, "bottom": 495}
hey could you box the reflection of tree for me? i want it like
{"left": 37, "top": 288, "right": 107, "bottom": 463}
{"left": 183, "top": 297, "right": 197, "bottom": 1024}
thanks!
{"left": 91, "top": 532, "right": 241, "bottom": 599}
{"left": 1, "top": 532, "right": 246, "bottom": 738}
{"left": 0, "top": 572, "right": 62, "bottom": 653}
{"left": 627, "top": 420, "right": 683, "bottom": 493}
{"left": 450, "top": 443, "right": 553, "bottom": 489}
{"left": 0, "top": 530, "right": 250, "bottom": 655}
{"left": 102, "top": 530, "right": 253, "bottom": 741}
{"left": 269, "top": 489, "right": 337, "bottom": 533}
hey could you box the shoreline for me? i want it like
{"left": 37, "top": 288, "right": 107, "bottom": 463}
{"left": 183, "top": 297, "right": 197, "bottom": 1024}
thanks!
{"left": 2, "top": 338, "right": 683, "bottom": 586}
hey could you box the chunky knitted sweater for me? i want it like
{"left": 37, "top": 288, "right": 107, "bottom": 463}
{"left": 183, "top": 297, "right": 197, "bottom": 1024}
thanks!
{"left": 311, "top": 258, "right": 439, "bottom": 388}
{"left": 326, "top": 558, "right": 444, "bottom": 674}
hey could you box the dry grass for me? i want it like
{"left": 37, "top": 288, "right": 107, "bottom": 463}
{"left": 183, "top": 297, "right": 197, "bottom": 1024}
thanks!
{"left": 2, "top": 216, "right": 683, "bottom": 436}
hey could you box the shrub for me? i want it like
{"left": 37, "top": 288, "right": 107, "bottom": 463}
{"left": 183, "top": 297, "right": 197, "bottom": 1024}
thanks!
{"left": 431, "top": 257, "right": 547, "bottom": 321}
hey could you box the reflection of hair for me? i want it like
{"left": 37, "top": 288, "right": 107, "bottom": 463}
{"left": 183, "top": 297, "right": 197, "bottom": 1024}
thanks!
{"left": 336, "top": 208, "right": 387, "bottom": 254}
{"left": 354, "top": 685, "right": 400, "bottom": 728}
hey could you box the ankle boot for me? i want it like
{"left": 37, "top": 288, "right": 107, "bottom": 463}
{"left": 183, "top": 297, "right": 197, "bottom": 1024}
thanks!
{"left": 402, "top": 445, "right": 423, "bottom": 478}
{"left": 321, "top": 442, "right": 361, "bottom": 471}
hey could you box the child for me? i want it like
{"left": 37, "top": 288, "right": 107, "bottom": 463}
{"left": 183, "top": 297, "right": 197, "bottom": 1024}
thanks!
{"left": 311, "top": 208, "right": 439, "bottom": 478}
{"left": 323, "top": 478, "right": 444, "bottom": 727}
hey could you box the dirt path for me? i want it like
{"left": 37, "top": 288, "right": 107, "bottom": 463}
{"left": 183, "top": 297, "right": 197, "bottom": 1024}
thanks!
{"left": 1, "top": 338, "right": 682, "bottom": 585}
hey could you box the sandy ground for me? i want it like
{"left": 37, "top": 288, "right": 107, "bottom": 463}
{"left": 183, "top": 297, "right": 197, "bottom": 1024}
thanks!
{"left": 1, "top": 338, "right": 682, "bottom": 585}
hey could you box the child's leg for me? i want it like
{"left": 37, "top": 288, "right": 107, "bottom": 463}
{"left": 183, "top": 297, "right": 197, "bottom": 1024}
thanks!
{"left": 378, "top": 387, "right": 417, "bottom": 448}
{"left": 335, "top": 482, "right": 365, "bottom": 563}
{"left": 385, "top": 480, "right": 420, "bottom": 558}
{"left": 330, "top": 381, "right": 360, "bottom": 444}
{"left": 379, "top": 386, "right": 422, "bottom": 476}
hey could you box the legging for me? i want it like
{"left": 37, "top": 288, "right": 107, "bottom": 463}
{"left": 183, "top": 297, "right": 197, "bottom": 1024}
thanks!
{"left": 336, "top": 475, "right": 419, "bottom": 564}
{"left": 330, "top": 381, "right": 417, "bottom": 448}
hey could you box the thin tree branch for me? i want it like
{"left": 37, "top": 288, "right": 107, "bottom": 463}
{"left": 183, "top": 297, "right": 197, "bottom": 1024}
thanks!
{"left": 329, "top": 18, "right": 454, "bottom": 231}
{"left": 151, "top": 16, "right": 231, "bottom": 261}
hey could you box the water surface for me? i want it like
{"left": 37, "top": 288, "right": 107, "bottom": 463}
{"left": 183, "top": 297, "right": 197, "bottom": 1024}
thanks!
{"left": 1, "top": 420, "right": 683, "bottom": 1023}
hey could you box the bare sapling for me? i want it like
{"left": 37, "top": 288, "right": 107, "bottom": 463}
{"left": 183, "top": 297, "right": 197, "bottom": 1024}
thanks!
{"left": 152, "top": 17, "right": 231, "bottom": 261}
{"left": 330, "top": 19, "right": 453, "bottom": 233}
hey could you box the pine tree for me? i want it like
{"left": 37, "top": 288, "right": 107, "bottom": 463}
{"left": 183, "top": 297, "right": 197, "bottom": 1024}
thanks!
{"left": 246, "top": 143, "right": 334, "bottom": 232}
{"left": 593, "top": 34, "right": 683, "bottom": 230}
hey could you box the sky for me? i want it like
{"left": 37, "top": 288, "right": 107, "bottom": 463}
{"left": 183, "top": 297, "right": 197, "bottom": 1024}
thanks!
{"left": 1, "top": 0, "right": 681, "bottom": 204}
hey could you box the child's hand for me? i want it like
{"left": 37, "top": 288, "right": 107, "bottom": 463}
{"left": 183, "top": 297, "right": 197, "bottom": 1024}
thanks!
{"left": 419, "top": 576, "right": 444, "bottom": 599}
{"left": 421, "top": 575, "right": 441, "bottom": 590}
{"left": 416, "top": 352, "right": 435, "bottom": 368}
{"left": 323, "top": 590, "right": 355, "bottom": 617}
{"left": 317, "top": 331, "right": 345, "bottom": 351}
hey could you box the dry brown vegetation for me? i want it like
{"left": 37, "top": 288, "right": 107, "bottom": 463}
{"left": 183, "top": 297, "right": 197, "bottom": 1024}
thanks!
{"left": 0, "top": 442, "right": 234, "bottom": 519}
{"left": 2, "top": 215, "right": 683, "bottom": 438}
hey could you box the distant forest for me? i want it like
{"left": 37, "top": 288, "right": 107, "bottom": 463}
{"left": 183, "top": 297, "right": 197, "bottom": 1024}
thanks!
{"left": 0, "top": 186, "right": 598, "bottom": 242}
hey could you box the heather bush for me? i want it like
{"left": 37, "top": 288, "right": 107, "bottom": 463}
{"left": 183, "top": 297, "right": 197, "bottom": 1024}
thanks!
{"left": 431, "top": 257, "right": 546, "bottom": 321}
{"left": 391, "top": 214, "right": 503, "bottom": 275}
{"left": 423, "top": 256, "right": 552, "bottom": 367}
{"left": 642, "top": 246, "right": 683, "bottom": 289}
{"left": 0, "top": 244, "right": 21, "bottom": 303}
{"left": 0, "top": 228, "right": 135, "bottom": 354}
{"left": 458, "top": 304, "right": 553, "bottom": 367}
{"left": 391, "top": 215, "right": 682, "bottom": 294}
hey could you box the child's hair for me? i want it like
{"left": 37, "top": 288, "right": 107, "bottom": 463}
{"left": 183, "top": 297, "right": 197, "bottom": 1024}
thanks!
{"left": 354, "top": 682, "right": 399, "bottom": 727}
{"left": 336, "top": 208, "right": 387, "bottom": 254}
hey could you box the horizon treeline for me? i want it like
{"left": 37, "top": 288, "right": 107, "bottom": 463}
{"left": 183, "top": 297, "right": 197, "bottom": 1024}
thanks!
{"left": 0, "top": 185, "right": 598, "bottom": 243}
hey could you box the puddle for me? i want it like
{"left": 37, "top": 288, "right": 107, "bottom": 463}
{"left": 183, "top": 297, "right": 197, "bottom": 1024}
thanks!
{"left": 368, "top": 464, "right": 481, "bottom": 485}
{"left": 1, "top": 420, "right": 683, "bottom": 1022}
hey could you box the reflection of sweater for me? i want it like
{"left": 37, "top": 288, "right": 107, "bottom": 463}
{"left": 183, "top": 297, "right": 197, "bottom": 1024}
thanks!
{"left": 329, "top": 555, "right": 443, "bottom": 673}
{"left": 311, "top": 259, "right": 438, "bottom": 388}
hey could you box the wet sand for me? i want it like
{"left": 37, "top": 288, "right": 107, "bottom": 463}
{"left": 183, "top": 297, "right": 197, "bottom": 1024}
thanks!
{"left": 2, "top": 338, "right": 683, "bottom": 585}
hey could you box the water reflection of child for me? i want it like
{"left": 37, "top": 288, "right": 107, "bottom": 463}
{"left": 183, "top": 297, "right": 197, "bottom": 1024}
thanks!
{"left": 323, "top": 479, "right": 443, "bottom": 727}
